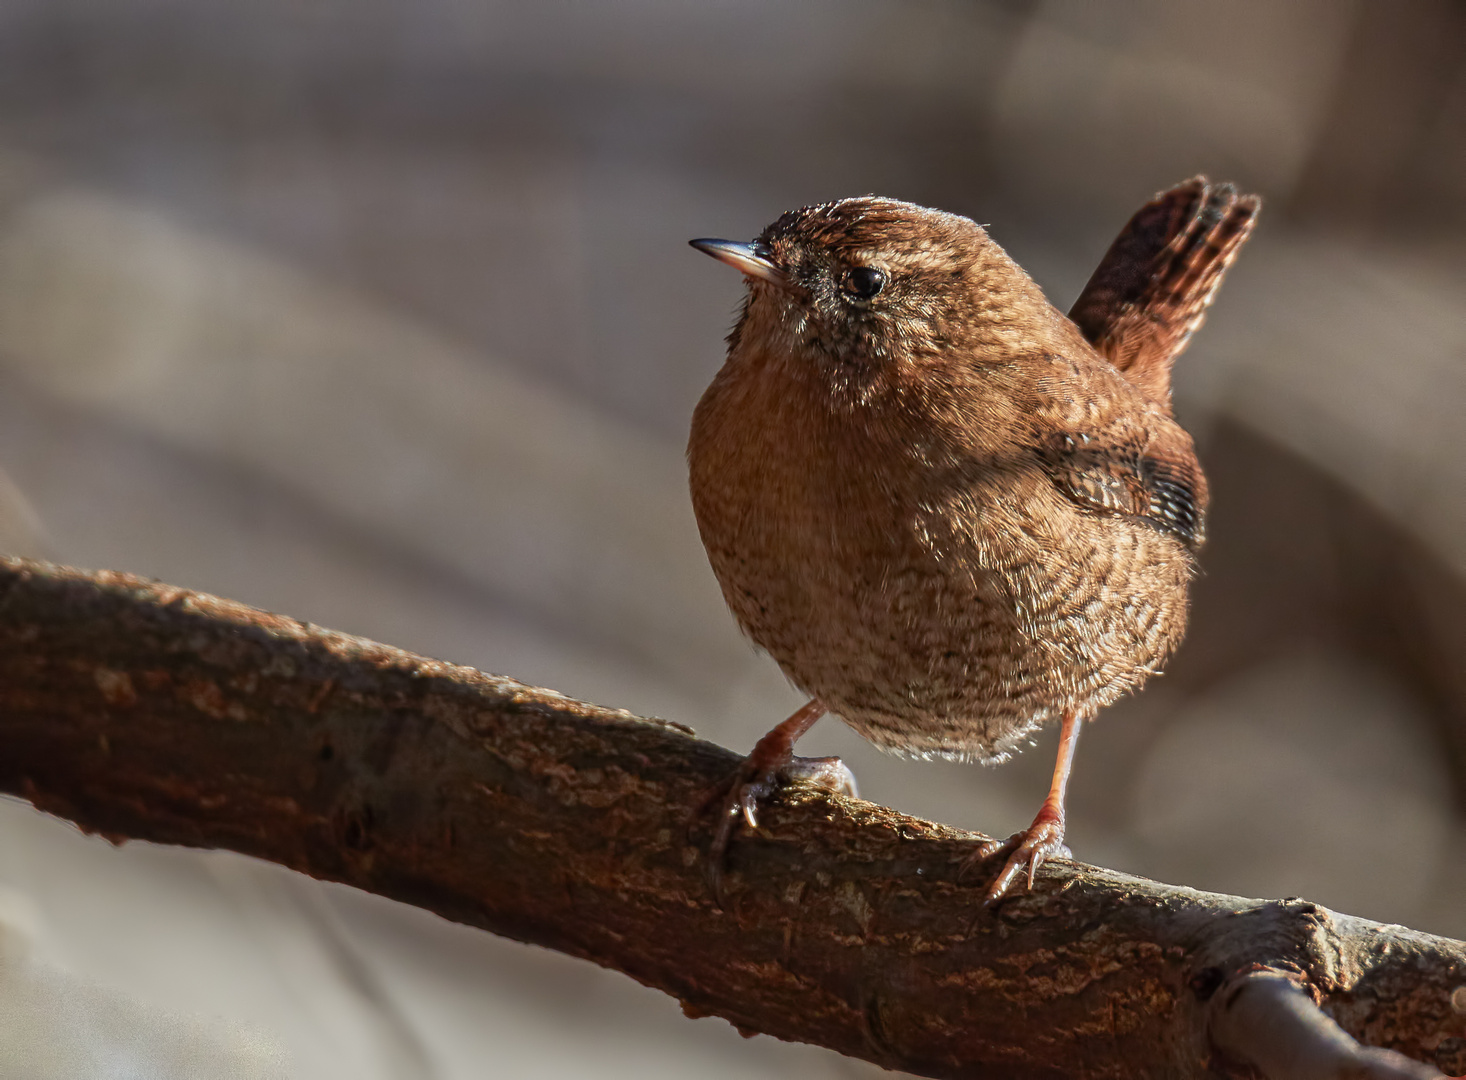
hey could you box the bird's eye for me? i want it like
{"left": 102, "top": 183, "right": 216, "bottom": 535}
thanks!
{"left": 841, "top": 266, "right": 886, "bottom": 301}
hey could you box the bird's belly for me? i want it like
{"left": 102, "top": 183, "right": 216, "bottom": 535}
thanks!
{"left": 695, "top": 467, "right": 1192, "bottom": 764}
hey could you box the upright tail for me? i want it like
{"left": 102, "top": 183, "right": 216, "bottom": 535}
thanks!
{"left": 1069, "top": 176, "right": 1260, "bottom": 408}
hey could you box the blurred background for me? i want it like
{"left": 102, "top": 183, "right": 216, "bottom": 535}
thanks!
{"left": 0, "top": 0, "right": 1462, "bottom": 1076}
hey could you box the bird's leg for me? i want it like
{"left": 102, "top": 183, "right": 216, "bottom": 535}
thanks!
{"left": 693, "top": 699, "right": 857, "bottom": 904}
{"left": 974, "top": 709, "right": 1084, "bottom": 903}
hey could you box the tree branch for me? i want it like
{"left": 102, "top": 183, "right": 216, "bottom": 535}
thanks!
{"left": 0, "top": 555, "right": 1462, "bottom": 1079}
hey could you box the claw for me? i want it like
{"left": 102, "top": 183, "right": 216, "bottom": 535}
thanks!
{"left": 969, "top": 709, "right": 1084, "bottom": 905}
{"left": 689, "top": 751, "right": 858, "bottom": 908}
{"left": 739, "top": 784, "right": 762, "bottom": 829}
{"left": 970, "top": 816, "right": 1071, "bottom": 903}
{"left": 689, "top": 760, "right": 779, "bottom": 907}
{"left": 684, "top": 700, "right": 850, "bottom": 909}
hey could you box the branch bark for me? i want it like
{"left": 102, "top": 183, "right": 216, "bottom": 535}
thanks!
{"left": 0, "top": 555, "right": 1462, "bottom": 1079}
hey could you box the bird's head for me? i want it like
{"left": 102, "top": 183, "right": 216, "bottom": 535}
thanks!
{"left": 692, "top": 197, "right": 1056, "bottom": 381}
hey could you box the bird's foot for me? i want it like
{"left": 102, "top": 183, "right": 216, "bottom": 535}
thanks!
{"left": 968, "top": 809, "right": 1070, "bottom": 904}
{"left": 687, "top": 699, "right": 839, "bottom": 907}
{"left": 779, "top": 754, "right": 859, "bottom": 799}
{"left": 691, "top": 753, "right": 856, "bottom": 908}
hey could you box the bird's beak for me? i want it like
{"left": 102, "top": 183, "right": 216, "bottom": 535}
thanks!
{"left": 689, "top": 239, "right": 786, "bottom": 286}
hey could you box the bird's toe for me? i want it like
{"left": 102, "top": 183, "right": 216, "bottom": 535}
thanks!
{"left": 778, "top": 754, "right": 859, "bottom": 799}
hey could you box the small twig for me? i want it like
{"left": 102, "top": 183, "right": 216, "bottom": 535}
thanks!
{"left": 1211, "top": 971, "right": 1450, "bottom": 1079}
{"left": 0, "top": 555, "right": 1462, "bottom": 1079}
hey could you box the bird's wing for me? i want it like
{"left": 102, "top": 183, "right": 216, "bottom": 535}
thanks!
{"left": 1040, "top": 420, "right": 1208, "bottom": 550}
{"left": 1068, "top": 176, "right": 1260, "bottom": 408}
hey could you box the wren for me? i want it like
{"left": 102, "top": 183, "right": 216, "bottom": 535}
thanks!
{"left": 688, "top": 177, "right": 1259, "bottom": 902}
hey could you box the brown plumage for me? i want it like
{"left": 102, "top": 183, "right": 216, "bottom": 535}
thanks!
{"left": 688, "top": 177, "right": 1259, "bottom": 902}
{"left": 1070, "top": 176, "right": 1260, "bottom": 406}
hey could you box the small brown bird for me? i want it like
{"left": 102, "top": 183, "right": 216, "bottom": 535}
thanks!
{"left": 688, "top": 177, "right": 1259, "bottom": 902}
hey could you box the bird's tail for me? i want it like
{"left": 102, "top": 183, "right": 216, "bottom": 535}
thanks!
{"left": 1069, "top": 176, "right": 1260, "bottom": 407}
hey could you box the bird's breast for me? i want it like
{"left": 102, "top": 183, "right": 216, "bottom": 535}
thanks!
{"left": 687, "top": 350, "right": 1193, "bottom": 761}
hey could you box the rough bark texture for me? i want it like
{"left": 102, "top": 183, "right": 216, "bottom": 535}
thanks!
{"left": 0, "top": 555, "right": 1462, "bottom": 1078}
